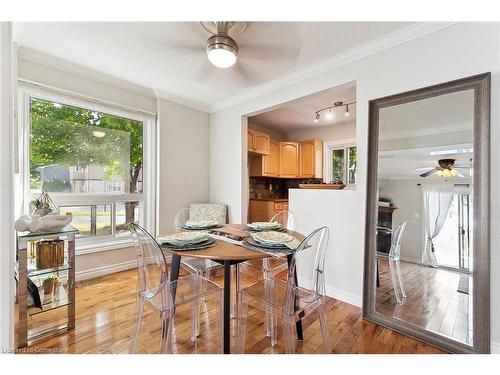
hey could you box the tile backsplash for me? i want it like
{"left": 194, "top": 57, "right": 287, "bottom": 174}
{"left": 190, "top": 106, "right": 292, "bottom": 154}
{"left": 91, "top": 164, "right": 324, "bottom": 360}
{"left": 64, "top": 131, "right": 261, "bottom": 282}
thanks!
{"left": 249, "top": 177, "right": 323, "bottom": 199}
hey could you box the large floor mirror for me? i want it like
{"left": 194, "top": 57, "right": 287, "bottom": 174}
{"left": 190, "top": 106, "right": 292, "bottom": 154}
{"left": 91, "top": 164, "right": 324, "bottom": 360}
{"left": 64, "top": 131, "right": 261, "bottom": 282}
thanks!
{"left": 363, "top": 73, "right": 490, "bottom": 353}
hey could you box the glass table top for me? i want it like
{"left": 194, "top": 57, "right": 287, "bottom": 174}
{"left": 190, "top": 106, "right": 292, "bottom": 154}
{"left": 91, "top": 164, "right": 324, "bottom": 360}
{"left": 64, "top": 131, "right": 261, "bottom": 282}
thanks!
{"left": 17, "top": 225, "right": 79, "bottom": 240}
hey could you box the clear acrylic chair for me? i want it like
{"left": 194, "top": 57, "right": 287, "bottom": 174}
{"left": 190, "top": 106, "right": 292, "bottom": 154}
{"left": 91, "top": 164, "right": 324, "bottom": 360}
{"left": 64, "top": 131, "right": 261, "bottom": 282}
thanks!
{"left": 236, "top": 226, "right": 332, "bottom": 354}
{"left": 238, "top": 209, "right": 296, "bottom": 345}
{"left": 128, "top": 223, "right": 223, "bottom": 353}
{"left": 172, "top": 207, "right": 224, "bottom": 339}
{"left": 376, "top": 221, "right": 407, "bottom": 303}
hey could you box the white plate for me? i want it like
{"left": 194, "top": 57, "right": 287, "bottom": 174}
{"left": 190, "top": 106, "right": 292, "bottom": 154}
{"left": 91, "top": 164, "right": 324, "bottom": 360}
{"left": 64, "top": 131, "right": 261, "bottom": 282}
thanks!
{"left": 247, "top": 222, "right": 281, "bottom": 230}
{"left": 184, "top": 220, "right": 220, "bottom": 228}
{"left": 252, "top": 231, "right": 293, "bottom": 245}
{"left": 158, "top": 231, "right": 208, "bottom": 245}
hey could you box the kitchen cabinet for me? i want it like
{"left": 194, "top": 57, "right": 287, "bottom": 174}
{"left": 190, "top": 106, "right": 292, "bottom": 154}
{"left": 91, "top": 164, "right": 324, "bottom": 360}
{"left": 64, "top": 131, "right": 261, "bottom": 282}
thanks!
{"left": 278, "top": 142, "right": 299, "bottom": 178}
{"left": 247, "top": 129, "right": 255, "bottom": 152}
{"left": 254, "top": 131, "right": 270, "bottom": 154}
{"left": 247, "top": 128, "right": 270, "bottom": 155}
{"left": 299, "top": 140, "right": 323, "bottom": 178}
{"left": 249, "top": 199, "right": 288, "bottom": 222}
{"left": 249, "top": 139, "right": 279, "bottom": 177}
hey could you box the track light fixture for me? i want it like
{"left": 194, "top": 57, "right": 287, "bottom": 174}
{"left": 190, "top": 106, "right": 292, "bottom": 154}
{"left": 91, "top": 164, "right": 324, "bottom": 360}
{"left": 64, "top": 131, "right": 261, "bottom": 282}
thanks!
{"left": 313, "top": 101, "right": 355, "bottom": 124}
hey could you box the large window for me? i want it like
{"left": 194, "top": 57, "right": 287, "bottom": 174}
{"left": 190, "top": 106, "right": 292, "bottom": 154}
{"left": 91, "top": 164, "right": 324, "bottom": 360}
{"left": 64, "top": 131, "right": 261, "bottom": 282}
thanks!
{"left": 20, "top": 85, "right": 155, "bottom": 248}
{"left": 326, "top": 143, "right": 357, "bottom": 185}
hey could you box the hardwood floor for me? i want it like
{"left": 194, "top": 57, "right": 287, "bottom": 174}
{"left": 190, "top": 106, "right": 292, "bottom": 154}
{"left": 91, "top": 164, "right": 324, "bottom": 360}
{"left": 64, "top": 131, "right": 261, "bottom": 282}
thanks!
{"left": 19, "top": 266, "right": 445, "bottom": 354}
{"left": 376, "top": 259, "right": 472, "bottom": 345}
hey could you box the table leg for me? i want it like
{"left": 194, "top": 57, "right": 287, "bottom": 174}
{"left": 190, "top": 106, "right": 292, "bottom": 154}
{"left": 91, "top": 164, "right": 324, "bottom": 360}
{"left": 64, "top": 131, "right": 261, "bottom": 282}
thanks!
{"left": 223, "top": 260, "right": 231, "bottom": 354}
{"left": 376, "top": 259, "right": 380, "bottom": 287}
{"left": 170, "top": 254, "right": 181, "bottom": 301}
{"left": 287, "top": 254, "right": 304, "bottom": 341}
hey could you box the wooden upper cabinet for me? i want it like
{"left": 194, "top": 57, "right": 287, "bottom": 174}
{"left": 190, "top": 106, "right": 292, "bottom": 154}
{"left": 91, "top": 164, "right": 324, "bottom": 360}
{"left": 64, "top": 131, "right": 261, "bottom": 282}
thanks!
{"left": 263, "top": 140, "right": 279, "bottom": 176}
{"left": 278, "top": 142, "right": 299, "bottom": 178}
{"left": 247, "top": 129, "right": 256, "bottom": 152}
{"left": 247, "top": 129, "right": 270, "bottom": 155}
{"left": 299, "top": 140, "right": 323, "bottom": 178}
{"left": 253, "top": 131, "right": 270, "bottom": 154}
{"left": 249, "top": 139, "right": 279, "bottom": 177}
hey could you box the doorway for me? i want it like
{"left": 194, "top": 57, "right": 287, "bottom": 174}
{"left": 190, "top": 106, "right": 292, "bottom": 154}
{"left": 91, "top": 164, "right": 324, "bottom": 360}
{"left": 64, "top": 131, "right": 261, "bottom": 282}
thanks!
{"left": 433, "top": 192, "right": 472, "bottom": 272}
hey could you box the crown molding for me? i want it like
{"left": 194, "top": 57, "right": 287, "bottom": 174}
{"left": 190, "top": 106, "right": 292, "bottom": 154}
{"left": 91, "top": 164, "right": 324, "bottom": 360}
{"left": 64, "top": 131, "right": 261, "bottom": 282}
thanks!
{"left": 17, "top": 47, "right": 211, "bottom": 113}
{"left": 17, "top": 47, "right": 157, "bottom": 99}
{"left": 208, "top": 22, "right": 455, "bottom": 113}
{"left": 155, "top": 89, "right": 210, "bottom": 113}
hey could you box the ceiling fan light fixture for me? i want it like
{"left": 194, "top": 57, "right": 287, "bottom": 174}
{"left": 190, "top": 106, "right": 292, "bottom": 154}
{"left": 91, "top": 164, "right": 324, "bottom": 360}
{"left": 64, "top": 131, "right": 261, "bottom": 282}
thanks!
{"left": 206, "top": 34, "right": 238, "bottom": 68}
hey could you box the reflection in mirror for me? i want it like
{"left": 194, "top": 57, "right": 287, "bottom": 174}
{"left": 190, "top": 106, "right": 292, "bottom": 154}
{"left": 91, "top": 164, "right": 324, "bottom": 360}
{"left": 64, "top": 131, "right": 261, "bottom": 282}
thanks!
{"left": 375, "top": 90, "right": 474, "bottom": 346}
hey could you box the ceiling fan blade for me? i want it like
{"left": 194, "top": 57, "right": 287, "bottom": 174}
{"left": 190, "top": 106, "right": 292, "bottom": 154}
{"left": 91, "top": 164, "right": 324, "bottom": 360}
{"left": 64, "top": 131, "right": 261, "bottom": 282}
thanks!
{"left": 233, "top": 60, "right": 258, "bottom": 84}
{"left": 420, "top": 168, "right": 437, "bottom": 178}
{"left": 239, "top": 42, "right": 300, "bottom": 61}
{"left": 453, "top": 165, "right": 472, "bottom": 169}
{"left": 413, "top": 166, "right": 435, "bottom": 171}
{"left": 195, "top": 62, "right": 215, "bottom": 82}
{"left": 455, "top": 170, "right": 466, "bottom": 178}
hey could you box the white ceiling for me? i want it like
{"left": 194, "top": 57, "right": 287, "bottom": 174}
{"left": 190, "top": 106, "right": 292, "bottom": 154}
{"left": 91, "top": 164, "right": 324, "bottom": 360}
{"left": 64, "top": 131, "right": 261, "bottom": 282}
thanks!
{"left": 379, "top": 145, "right": 473, "bottom": 181}
{"left": 379, "top": 90, "right": 474, "bottom": 140}
{"left": 249, "top": 83, "right": 356, "bottom": 131}
{"left": 378, "top": 90, "right": 474, "bottom": 180}
{"left": 13, "top": 22, "right": 412, "bottom": 111}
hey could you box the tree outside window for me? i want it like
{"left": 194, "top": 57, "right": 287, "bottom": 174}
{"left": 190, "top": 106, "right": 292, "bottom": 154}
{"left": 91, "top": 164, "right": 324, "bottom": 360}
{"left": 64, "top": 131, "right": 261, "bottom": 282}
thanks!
{"left": 29, "top": 97, "right": 144, "bottom": 230}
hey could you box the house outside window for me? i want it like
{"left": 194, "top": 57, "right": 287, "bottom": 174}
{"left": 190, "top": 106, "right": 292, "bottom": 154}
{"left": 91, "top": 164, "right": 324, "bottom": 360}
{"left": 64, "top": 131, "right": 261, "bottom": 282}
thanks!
{"left": 19, "top": 84, "right": 156, "bottom": 249}
{"left": 325, "top": 141, "right": 357, "bottom": 185}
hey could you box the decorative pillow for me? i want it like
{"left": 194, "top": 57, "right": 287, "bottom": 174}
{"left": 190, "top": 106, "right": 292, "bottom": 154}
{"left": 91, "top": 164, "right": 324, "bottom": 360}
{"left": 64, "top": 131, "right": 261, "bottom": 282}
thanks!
{"left": 189, "top": 203, "right": 227, "bottom": 224}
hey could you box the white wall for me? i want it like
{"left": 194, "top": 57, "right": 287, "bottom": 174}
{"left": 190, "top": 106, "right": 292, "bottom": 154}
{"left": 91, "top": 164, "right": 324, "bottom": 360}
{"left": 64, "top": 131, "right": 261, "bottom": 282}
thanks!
{"left": 285, "top": 120, "right": 356, "bottom": 142}
{"left": 157, "top": 99, "right": 210, "bottom": 233}
{"left": 289, "top": 189, "right": 364, "bottom": 306}
{"left": 17, "top": 48, "right": 157, "bottom": 114}
{"left": 0, "top": 22, "right": 15, "bottom": 351}
{"left": 209, "top": 22, "right": 500, "bottom": 349}
{"left": 379, "top": 179, "right": 423, "bottom": 263}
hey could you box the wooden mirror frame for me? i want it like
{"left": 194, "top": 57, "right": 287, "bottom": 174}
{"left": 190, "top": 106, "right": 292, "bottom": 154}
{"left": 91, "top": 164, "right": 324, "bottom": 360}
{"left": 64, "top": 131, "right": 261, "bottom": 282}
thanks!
{"left": 363, "top": 73, "right": 491, "bottom": 354}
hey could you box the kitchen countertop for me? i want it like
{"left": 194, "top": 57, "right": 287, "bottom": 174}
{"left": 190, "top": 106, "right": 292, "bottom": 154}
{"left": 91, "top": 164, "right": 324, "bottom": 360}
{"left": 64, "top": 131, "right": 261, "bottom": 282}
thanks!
{"left": 249, "top": 198, "right": 288, "bottom": 202}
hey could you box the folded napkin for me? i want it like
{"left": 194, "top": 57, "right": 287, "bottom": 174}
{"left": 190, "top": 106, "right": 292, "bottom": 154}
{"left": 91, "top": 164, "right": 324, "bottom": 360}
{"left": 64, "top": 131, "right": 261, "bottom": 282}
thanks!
{"left": 284, "top": 237, "right": 301, "bottom": 250}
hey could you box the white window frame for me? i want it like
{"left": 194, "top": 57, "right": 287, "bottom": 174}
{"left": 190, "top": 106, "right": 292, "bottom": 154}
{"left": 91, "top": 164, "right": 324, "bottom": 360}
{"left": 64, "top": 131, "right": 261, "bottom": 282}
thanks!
{"left": 324, "top": 139, "right": 357, "bottom": 187}
{"left": 17, "top": 83, "right": 157, "bottom": 254}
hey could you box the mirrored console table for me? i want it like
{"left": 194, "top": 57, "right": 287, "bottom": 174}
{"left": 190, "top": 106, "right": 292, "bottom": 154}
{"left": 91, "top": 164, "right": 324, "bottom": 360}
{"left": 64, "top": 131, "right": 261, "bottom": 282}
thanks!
{"left": 16, "top": 225, "right": 79, "bottom": 348}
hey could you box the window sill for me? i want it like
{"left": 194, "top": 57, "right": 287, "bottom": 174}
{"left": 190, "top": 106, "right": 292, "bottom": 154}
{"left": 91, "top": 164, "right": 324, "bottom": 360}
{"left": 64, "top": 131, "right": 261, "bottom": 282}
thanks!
{"left": 76, "top": 238, "right": 135, "bottom": 255}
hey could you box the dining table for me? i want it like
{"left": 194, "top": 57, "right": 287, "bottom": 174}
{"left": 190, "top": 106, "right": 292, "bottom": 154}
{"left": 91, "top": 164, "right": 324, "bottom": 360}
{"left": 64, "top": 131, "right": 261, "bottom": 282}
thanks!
{"left": 160, "top": 224, "right": 305, "bottom": 354}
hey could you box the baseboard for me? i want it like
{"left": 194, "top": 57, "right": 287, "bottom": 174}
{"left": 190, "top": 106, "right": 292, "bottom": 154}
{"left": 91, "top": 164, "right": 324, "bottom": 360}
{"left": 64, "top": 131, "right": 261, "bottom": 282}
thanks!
{"left": 400, "top": 256, "right": 422, "bottom": 265}
{"left": 75, "top": 259, "right": 137, "bottom": 282}
{"left": 298, "top": 277, "right": 362, "bottom": 307}
{"left": 491, "top": 340, "right": 500, "bottom": 354}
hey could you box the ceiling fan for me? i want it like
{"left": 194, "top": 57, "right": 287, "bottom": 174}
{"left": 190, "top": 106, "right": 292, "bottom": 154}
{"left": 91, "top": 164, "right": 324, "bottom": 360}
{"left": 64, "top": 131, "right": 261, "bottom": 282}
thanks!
{"left": 158, "top": 22, "right": 300, "bottom": 82}
{"left": 200, "top": 22, "right": 246, "bottom": 68}
{"left": 414, "top": 158, "right": 470, "bottom": 178}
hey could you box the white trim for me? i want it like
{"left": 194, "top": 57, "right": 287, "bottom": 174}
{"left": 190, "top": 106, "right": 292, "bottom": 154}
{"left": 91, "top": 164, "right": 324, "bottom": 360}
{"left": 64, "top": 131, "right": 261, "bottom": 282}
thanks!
{"left": 18, "top": 47, "right": 156, "bottom": 105}
{"left": 298, "top": 278, "right": 362, "bottom": 307}
{"left": 0, "top": 21, "right": 15, "bottom": 352}
{"left": 75, "top": 259, "right": 137, "bottom": 282}
{"left": 156, "top": 89, "right": 210, "bottom": 114}
{"left": 18, "top": 47, "right": 209, "bottom": 114}
{"left": 491, "top": 341, "right": 500, "bottom": 354}
{"left": 209, "top": 22, "right": 454, "bottom": 113}
{"left": 17, "top": 83, "right": 157, "bottom": 246}
{"left": 76, "top": 238, "right": 134, "bottom": 255}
